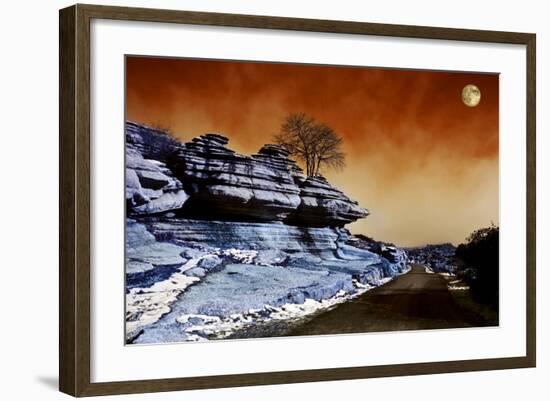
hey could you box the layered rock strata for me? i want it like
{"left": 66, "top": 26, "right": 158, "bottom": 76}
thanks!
{"left": 126, "top": 121, "right": 181, "bottom": 161}
{"left": 169, "top": 134, "right": 302, "bottom": 222}
{"left": 124, "top": 122, "right": 408, "bottom": 343}
{"left": 125, "top": 122, "right": 368, "bottom": 226}
{"left": 290, "top": 176, "right": 368, "bottom": 227}
{"left": 125, "top": 146, "right": 189, "bottom": 216}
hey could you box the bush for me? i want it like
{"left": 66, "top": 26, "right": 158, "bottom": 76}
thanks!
{"left": 455, "top": 225, "right": 499, "bottom": 309}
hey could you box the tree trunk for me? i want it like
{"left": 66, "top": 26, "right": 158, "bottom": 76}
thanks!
{"left": 315, "top": 158, "right": 321, "bottom": 176}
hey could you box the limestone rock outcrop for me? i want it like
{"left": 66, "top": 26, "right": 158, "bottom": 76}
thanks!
{"left": 126, "top": 121, "right": 181, "bottom": 161}
{"left": 126, "top": 145, "right": 189, "bottom": 216}
{"left": 170, "top": 134, "right": 302, "bottom": 222}
{"left": 123, "top": 121, "right": 409, "bottom": 344}
{"left": 290, "top": 176, "right": 369, "bottom": 227}
{"left": 125, "top": 122, "right": 368, "bottom": 227}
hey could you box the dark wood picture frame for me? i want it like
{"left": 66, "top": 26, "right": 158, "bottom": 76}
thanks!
{"left": 59, "top": 3, "right": 536, "bottom": 397}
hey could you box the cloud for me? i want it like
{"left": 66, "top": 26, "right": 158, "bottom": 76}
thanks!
{"left": 126, "top": 56, "right": 499, "bottom": 246}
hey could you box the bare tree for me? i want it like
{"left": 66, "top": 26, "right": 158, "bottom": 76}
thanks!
{"left": 274, "top": 113, "right": 316, "bottom": 175}
{"left": 274, "top": 113, "right": 346, "bottom": 176}
{"left": 311, "top": 122, "right": 345, "bottom": 176}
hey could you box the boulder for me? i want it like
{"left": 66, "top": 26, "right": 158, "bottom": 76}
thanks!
{"left": 126, "top": 146, "right": 189, "bottom": 216}
{"left": 197, "top": 254, "right": 223, "bottom": 270}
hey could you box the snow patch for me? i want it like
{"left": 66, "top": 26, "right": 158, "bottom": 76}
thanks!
{"left": 448, "top": 285, "right": 470, "bottom": 291}
{"left": 126, "top": 248, "right": 260, "bottom": 340}
{"left": 177, "top": 274, "right": 400, "bottom": 341}
{"left": 125, "top": 254, "right": 218, "bottom": 340}
{"left": 216, "top": 248, "right": 257, "bottom": 264}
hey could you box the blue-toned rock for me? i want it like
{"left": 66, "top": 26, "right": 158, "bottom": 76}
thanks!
{"left": 123, "top": 122, "right": 410, "bottom": 344}
{"left": 290, "top": 176, "right": 369, "bottom": 227}
{"left": 170, "top": 135, "right": 302, "bottom": 222}
{"left": 126, "top": 146, "right": 189, "bottom": 215}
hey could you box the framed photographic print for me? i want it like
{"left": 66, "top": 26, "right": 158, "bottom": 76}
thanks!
{"left": 59, "top": 4, "right": 536, "bottom": 397}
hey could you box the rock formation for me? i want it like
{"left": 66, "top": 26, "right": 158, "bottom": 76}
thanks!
{"left": 290, "top": 176, "right": 368, "bottom": 227}
{"left": 126, "top": 142, "right": 189, "bottom": 216}
{"left": 126, "top": 124, "right": 368, "bottom": 226}
{"left": 124, "top": 122, "right": 408, "bottom": 344}
{"left": 126, "top": 121, "right": 181, "bottom": 161}
{"left": 168, "top": 134, "right": 302, "bottom": 222}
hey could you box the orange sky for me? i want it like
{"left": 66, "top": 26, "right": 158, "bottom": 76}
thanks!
{"left": 126, "top": 56, "right": 499, "bottom": 247}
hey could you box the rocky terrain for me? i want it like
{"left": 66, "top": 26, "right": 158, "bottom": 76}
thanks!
{"left": 125, "top": 121, "right": 408, "bottom": 344}
{"left": 406, "top": 243, "right": 457, "bottom": 273}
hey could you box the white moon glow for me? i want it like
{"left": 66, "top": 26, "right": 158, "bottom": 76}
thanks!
{"left": 462, "top": 84, "right": 481, "bottom": 107}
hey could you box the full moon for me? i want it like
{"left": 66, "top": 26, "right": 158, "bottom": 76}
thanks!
{"left": 462, "top": 84, "right": 481, "bottom": 107}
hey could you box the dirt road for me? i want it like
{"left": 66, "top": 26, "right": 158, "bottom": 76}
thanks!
{"left": 226, "top": 264, "right": 493, "bottom": 340}
{"left": 288, "top": 264, "right": 488, "bottom": 336}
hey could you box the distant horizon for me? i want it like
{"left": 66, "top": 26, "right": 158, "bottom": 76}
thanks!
{"left": 126, "top": 56, "right": 499, "bottom": 247}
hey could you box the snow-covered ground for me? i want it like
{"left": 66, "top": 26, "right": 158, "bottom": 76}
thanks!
{"left": 126, "top": 220, "right": 410, "bottom": 344}
{"left": 126, "top": 247, "right": 260, "bottom": 342}
{"left": 173, "top": 277, "right": 397, "bottom": 342}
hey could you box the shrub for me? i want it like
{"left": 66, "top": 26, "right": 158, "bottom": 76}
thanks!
{"left": 455, "top": 225, "right": 499, "bottom": 309}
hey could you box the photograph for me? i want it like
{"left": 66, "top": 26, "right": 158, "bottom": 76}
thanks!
{"left": 124, "top": 56, "right": 500, "bottom": 345}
